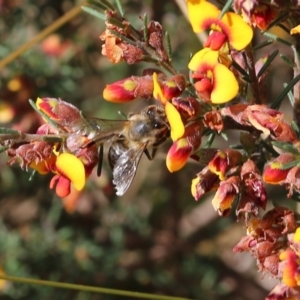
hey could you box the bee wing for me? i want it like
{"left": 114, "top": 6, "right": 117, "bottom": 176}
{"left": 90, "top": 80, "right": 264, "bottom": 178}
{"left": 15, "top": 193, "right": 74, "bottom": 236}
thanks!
{"left": 73, "top": 118, "right": 128, "bottom": 146}
{"left": 112, "top": 144, "right": 146, "bottom": 196}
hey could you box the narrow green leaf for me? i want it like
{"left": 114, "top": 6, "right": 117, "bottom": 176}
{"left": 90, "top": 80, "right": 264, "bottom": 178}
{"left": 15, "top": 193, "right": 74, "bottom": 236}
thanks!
{"left": 115, "top": 0, "right": 124, "bottom": 16}
{"left": 263, "top": 32, "right": 292, "bottom": 46}
{"left": 261, "top": 140, "right": 280, "bottom": 156}
{"left": 29, "top": 170, "right": 36, "bottom": 181}
{"left": 100, "top": 0, "right": 115, "bottom": 11}
{"left": 280, "top": 54, "right": 294, "bottom": 68}
{"left": 265, "top": 12, "right": 289, "bottom": 31}
{"left": 281, "top": 159, "right": 300, "bottom": 170}
{"left": 253, "top": 40, "right": 273, "bottom": 51}
{"left": 81, "top": 6, "right": 106, "bottom": 20}
{"left": 117, "top": 110, "right": 127, "bottom": 119}
{"left": 143, "top": 13, "right": 148, "bottom": 41}
{"left": 165, "top": 31, "right": 172, "bottom": 60}
{"left": 278, "top": 23, "right": 291, "bottom": 34}
{"left": 87, "top": 0, "right": 108, "bottom": 10}
{"left": 205, "top": 132, "right": 215, "bottom": 148}
{"left": 257, "top": 49, "right": 279, "bottom": 78}
{"left": 219, "top": 0, "right": 233, "bottom": 19}
{"left": 271, "top": 141, "right": 300, "bottom": 155}
{"left": 0, "top": 127, "right": 20, "bottom": 135}
{"left": 111, "top": 29, "right": 133, "bottom": 43}
{"left": 42, "top": 136, "right": 64, "bottom": 143}
{"left": 285, "top": 83, "right": 294, "bottom": 106}
{"left": 271, "top": 74, "right": 300, "bottom": 109}
{"left": 291, "top": 121, "right": 300, "bottom": 136}
{"left": 221, "top": 132, "right": 228, "bottom": 141}
{"left": 107, "top": 16, "right": 126, "bottom": 29}
{"left": 231, "top": 60, "right": 250, "bottom": 80}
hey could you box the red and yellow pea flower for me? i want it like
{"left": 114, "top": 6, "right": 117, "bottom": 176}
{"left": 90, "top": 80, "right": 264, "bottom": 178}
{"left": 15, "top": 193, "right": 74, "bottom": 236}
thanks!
{"left": 191, "top": 166, "right": 220, "bottom": 200}
{"left": 186, "top": 0, "right": 253, "bottom": 51}
{"left": 188, "top": 48, "right": 239, "bottom": 104}
{"left": 279, "top": 249, "right": 300, "bottom": 288}
{"left": 211, "top": 175, "right": 240, "bottom": 215}
{"left": 153, "top": 73, "right": 203, "bottom": 172}
{"left": 262, "top": 153, "right": 296, "bottom": 185}
{"left": 31, "top": 152, "right": 86, "bottom": 198}
{"left": 28, "top": 98, "right": 99, "bottom": 199}
{"left": 103, "top": 72, "right": 186, "bottom": 103}
{"left": 208, "top": 149, "right": 242, "bottom": 180}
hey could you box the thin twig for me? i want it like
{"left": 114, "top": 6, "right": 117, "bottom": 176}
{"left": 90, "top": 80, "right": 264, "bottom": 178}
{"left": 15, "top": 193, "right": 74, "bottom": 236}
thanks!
{"left": 0, "top": 1, "right": 87, "bottom": 71}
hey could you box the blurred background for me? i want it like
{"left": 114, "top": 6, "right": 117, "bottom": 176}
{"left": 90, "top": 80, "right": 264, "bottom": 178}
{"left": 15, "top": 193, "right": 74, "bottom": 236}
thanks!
{"left": 0, "top": 0, "right": 290, "bottom": 299}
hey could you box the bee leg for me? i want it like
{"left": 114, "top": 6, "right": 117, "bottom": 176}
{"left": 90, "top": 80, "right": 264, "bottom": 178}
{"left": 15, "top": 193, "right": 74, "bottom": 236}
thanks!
{"left": 144, "top": 147, "right": 157, "bottom": 161}
{"left": 97, "top": 144, "right": 104, "bottom": 176}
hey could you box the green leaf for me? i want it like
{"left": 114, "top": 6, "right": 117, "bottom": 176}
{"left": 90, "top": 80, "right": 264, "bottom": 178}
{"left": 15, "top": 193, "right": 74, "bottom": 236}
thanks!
{"left": 87, "top": 0, "right": 108, "bottom": 10}
{"left": 271, "top": 141, "right": 300, "bottom": 155}
{"left": 221, "top": 132, "right": 228, "bottom": 141}
{"left": 257, "top": 49, "right": 279, "bottom": 78}
{"left": 265, "top": 12, "right": 289, "bottom": 31}
{"left": 28, "top": 170, "right": 36, "bottom": 181}
{"left": 205, "top": 132, "right": 215, "bottom": 148}
{"left": 42, "top": 136, "right": 64, "bottom": 143}
{"left": 81, "top": 6, "right": 106, "bottom": 20}
{"left": 271, "top": 74, "right": 300, "bottom": 109}
{"left": 278, "top": 23, "right": 291, "bottom": 34}
{"left": 253, "top": 40, "right": 273, "bottom": 51}
{"left": 165, "top": 31, "right": 172, "bottom": 61}
{"left": 219, "top": 0, "right": 233, "bottom": 19}
{"left": 282, "top": 159, "right": 300, "bottom": 170}
{"left": 143, "top": 13, "right": 148, "bottom": 41}
{"left": 0, "top": 127, "right": 20, "bottom": 135}
{"left": 100, "top": 0, "right": 115, "bottom": 10}
{"left": 263, "top": 32, "right": 292, "bottom": 47}
{"left": 280, "top": 54, "right": 294, "bottom": 68}
{"left": 292, "top": 121, "right": 300, "bottom": 136}
{"left": 285, "top": 83, "right": 294, "bottom": 106}
{"left": 115, "top": 0, "right": 124, "bottom": 17}
{"left": 232, "top": 60, "right": 250, "bottom": 80}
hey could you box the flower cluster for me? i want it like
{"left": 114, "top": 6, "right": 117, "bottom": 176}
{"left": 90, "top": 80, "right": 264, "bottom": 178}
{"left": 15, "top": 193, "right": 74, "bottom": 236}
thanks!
{"left": 6, "top": 98, "right": 99, "bottom": 203}
{"left": 2, "top": 0, "right": 300, "bottom": 298}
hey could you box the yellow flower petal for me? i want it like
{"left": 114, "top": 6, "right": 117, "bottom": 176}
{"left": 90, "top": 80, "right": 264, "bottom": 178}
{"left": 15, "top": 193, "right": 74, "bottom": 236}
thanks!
{"left": 291, "top": 25, "right": 300, "bottom": 35}
{"left": 153, "top": 72, "right": 167, "bottom": 104}
{"left": 211, "top": 64, "right": 238, "bottom": 104}
{"left": 165, "top": 102, "right": 185, "bottom": 141}
{"left": 187, "top": 0, "right": 220, "bottom": 33}
{"left": 294, "top": 227, "right": 300, "bottom": 242}
{"left": 56, "top": 153, "right": 85, "bottom": 191}
{"left": 188, "top": 48, "right": 219, "bottom": 71}
{"left": 221, "top": 12, "right": 253, "bottom": 50}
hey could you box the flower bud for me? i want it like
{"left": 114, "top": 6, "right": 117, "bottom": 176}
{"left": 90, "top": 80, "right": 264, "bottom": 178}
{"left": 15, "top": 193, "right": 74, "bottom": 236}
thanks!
{"left": 103, "top": 76, "right": 154, "bottom": 103}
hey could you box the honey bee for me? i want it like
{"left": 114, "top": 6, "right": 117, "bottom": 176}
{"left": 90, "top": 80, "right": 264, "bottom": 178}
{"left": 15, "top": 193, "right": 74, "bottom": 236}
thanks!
{"left": 80, "top": 105, "right": 170, "bottom": 196}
